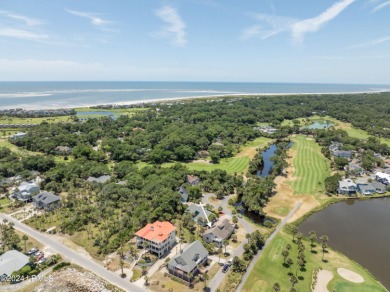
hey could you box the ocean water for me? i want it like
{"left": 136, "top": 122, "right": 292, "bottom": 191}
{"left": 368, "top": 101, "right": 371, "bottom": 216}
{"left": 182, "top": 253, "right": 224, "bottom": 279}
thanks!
{"left": 0, "top": 81, "right": 389, "bottom": 110}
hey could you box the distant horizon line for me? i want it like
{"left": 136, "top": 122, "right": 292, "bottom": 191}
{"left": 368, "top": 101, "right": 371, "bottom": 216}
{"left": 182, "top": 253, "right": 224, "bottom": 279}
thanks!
{"left": 0, "top": 80, "right": 389, "bottom": 86}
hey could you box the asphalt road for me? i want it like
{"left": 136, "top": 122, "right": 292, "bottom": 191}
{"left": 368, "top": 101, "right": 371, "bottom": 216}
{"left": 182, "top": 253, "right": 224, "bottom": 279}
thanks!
{"left": 0, "top": 213, "right": 145, "bottom": 292}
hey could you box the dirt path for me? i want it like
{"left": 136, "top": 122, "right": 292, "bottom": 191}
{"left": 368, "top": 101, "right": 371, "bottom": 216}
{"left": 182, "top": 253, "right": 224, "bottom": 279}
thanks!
{"left": 264, "top": 147, "right": 320, "bottom": 223}
{"left": 313, "top": 270, "right": 334, "bottom": 292}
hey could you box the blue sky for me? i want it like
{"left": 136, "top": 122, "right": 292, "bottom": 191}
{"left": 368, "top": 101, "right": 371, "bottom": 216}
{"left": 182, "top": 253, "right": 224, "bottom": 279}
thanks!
{"left": 0, "top": 0, "right": 389, "bottom": 83}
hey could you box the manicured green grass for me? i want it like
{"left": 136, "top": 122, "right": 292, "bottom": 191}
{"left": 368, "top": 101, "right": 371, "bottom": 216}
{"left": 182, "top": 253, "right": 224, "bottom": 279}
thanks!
{"left": 0, "top": 116, "right": 71, "bottom": 124}
{"left": 185, "top": 156, "right": 250, "bottom": 174}
{"left": 282, "top": 116, "right": 390, "bottom": 146}
{"left": 135, "top": 137, "right": 272, "bottom": 174}
{"left": 289, "top": 135, "right": 330, "bottom": 196}
{"left": 136, "top": 137, "right": 272, "bottom": 174}
{"left": 243, "top": 231, "right": 386, "bottom": 292}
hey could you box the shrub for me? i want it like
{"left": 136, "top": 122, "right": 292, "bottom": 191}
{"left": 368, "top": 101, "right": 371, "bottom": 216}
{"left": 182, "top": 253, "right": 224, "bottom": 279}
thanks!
{"left": 53, "top": 261, "right": 71, "bottom": 271}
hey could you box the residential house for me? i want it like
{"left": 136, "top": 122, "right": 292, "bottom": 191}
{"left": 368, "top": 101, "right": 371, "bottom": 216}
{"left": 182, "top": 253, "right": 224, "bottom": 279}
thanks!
{"left": 0, "top": 250, "right": 29, "bottom": 281}
{"left": 357, "top": 183, "right": 376, "bottom": 195}
{"left": 187, "top": 204, "right": 214, "bottom": 227}
{"left": 33, "top": 192, "right": 61, "bottom": 211}
{"left": 258, "top": 126, "right": 277, "bottom": 134}
{"left": 54, "top": 146, "right": 72, "bottom": 155}
{"left": 337, "top": 179, "right": 357, "bottom": 195}
{"left": 376, "top": 172, "right": 390, "bottom": 185}
{"left": 167, "top": 240, "right": 208, "bottom": 283}
{"left": 371, "top": 181, "right": 387, "bottom": 194}
{"left": 332, "top": 150, "right": 353, "bottom": 159}
{"left": 186, "top": 175, "right": 200, "bottom": 186}
{"left": 11, "top": 132, "right": 27, "bottom": 140}
{"left": 202, "top": 219, "right": 235, "bottom": 247}
{"left": 13, "top": 182, "right": 40, "bottom": 202}
{"left": 135, "top": 221, "right": 176, "bottom": 258}
{"left": 178, "top": 185, "right": 189, "bottom": 203}
{"left": 87, "top": 175, "right": 111, "bottom": 184}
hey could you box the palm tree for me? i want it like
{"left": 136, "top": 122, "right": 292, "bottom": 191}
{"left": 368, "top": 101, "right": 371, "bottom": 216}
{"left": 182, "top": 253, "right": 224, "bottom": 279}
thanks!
{"left": 291, "top": 226, "right": 298, "bottom": 242}
{"left": 22, "top": 235, "right": 28, "bottom": 253}
{"left": 203, "top": 273, "right": 209, "bottom": 289}
{"left": 286, "top": 257, "right": 293, "bottom": 273}
{"left": 245, "top": 233, "right": 251, "bottom": 243}
{"left": 272, "top": 282, "right": 281, "bottom": 292}
{"left": 309, "top": 231, "right": 317, "bottom": 251}
{"left": 119, "top": 259, "right": 125, "bottom": 278}
{"left": 218, "top": 248, "right": 222, "bottom": 263}
{"left": 223, "top": 239, "right": 229, "bottom": 255}
{"left": 144, "top": 275, "right": 149, "bottom": 286}
{"left": 296, "top": 258, "right": 304, "bottom": 276}
{"left": 321, "top": 242, "right": 328, "bottom": 261}
{"left": 289, "top": 275, "right": 298, "bottom": 288}
{"left": 142, "top": 241, "right": 149, "bottom": 259}
{"left": 281, "top": 249, "right": 289, "bottom": 264}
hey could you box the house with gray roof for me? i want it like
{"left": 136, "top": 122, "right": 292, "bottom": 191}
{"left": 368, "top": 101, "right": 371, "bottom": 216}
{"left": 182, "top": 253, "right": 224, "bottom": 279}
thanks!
{"left": 186, "top": 175, "right": 200, "bottom": 186}
{"left": 167, "top": 240, "right": 208, "bottom": 283}
{"left": 203, "top": 219, "right": 235, "bottom": 247}
{"left": 12, "top": 132, "right": 27, "bottom": 140}
{"left": 178, "top": 185, "right": 189, "bottom": 202}
{"left": 332, "top": 150, "right": 353, "bottom": 159}
{"left": 55, "top": 146, "right": 72, "bottom": 155}
{"left": 187, "top": 204, "right": 214, "bottom": 227}
{"left": 33, "top": 192, "right": 61, "bottom": 211}
{"left": 0, "top": 250, "right": 29, "bottom": 280}
{"left": 371, "top": 181, "right": 387, "bottom": 194}
{"left": 87, "top": 175, "right": 111, "bottom": 184}
{"left": 357, "top": 183, "right": 376, "bottom": 196}
{"left": 13, "top": 182, "right": 40, "bottom": 202}
{"left": 337, "top": 179, "right": 357, "bottom": 195}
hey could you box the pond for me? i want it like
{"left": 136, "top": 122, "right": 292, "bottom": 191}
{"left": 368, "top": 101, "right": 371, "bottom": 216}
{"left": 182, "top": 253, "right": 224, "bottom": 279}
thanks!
{"left": 235, "top": 144, "right": 279, "bottom": 224}
{"left": 299, "top": 197, "right": 390, "bottom": 289}
{"left": 304, "top": 120, "right": 333, "bottom": 129}
{"left": 76, "top": 111, "right": 116, "bottom": 119}
{"left": 257, "top": 144, "right": 277, "bottom": 178}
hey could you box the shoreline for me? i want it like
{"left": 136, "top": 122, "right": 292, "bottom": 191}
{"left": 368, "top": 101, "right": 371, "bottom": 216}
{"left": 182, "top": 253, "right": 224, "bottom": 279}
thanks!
{"left": 0, "top": 90, "right": 389, "bottom": 111}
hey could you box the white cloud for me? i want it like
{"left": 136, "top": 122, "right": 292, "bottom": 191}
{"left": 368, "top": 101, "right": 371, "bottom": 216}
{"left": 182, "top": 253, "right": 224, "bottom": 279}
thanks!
{"left": 242, "top": 0, "right": 355, "bottom": 43}
{"left": 371, "top": 0, "right": 390, "bottom": 12}
{"left": 66, "top": 9, "right": 111, "bottom": 27}
{"left": 346, "top": 36, "right": 390, "bottom": 49}
{"left": 0, "top": 28, "right": 48, "bottom": 40}
{"left": 291, "top": 0, "right": 355, "bottom": 43}
{"left": 0, "top": 10, "right": 44, "bottom": 26}
{"left": 154, "top": 6, "right": 187, "bottom": 47}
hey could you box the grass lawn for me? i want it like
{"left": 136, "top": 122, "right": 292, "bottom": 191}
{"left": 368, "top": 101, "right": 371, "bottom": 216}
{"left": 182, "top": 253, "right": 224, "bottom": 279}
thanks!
{"left": 136, "top": 137, "right": 273, "bottom": 174}
{"left": 15, "top": 230, "right": 45, "bottom": 252}
{"left": 289, "top": 135, "right": 330, "bottom": 196}
{"left": 0, "top": 116, "right": 72, "bottom": 125}
{"left": 0, "top": 197, "right": 11, "bottom": 207}
{"left": 243, "top": 231, "right": 386, "bottom": 292}
{"left": 282, "top": 116, "right": 390, "bottom": 146}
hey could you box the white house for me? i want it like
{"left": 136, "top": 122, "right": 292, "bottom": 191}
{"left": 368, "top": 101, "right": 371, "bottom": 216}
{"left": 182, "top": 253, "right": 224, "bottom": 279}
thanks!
{"left": 135, "top": 221, "right": 176, "bottom": 258}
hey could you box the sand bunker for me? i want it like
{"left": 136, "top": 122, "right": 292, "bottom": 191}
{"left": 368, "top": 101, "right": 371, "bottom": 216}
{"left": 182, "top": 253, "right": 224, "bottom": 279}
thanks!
{"left": 313, "top": 270, "right": 334, "bottom": 292}
{"left": 337, "top": 268, "right": 364, "bottom": 283}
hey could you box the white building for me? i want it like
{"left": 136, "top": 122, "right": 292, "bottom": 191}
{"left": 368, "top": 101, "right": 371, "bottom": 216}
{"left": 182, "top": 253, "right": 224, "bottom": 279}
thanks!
{"left": 135, "top": 221, "right": 176, "bottom": 258}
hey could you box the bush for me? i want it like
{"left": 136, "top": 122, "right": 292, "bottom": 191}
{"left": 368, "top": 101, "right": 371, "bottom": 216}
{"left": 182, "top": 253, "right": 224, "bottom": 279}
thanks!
{"left": 53, "top": 261, "right": 71, "bottom": 271}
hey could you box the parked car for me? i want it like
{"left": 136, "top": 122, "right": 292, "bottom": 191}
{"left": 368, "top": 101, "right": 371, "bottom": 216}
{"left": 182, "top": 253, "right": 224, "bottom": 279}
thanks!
{"left": 227, "top": 258, "right": 233, "bottom": 266}
{"left": 37, "top": 257, "right": 47, "bottom": 264}
{"left": 34, "top": 251, "right": 43, "bottom": 257}
{"left": 222, "top": 264, "right": 230, "bottom": 273}
{"left": 27, "top": 247, "right": 39, "bottom": 255}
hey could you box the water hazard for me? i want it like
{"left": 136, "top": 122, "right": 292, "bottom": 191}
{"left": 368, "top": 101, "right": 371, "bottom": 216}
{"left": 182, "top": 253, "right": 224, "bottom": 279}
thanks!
{"left": 299, "top": 198, "right": 390, "bottom": 289}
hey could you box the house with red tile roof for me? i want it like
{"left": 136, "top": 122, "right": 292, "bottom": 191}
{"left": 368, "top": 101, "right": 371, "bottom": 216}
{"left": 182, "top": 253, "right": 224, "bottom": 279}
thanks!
{"left": 135, "top": 221, "right": 176, "bottom": 258}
